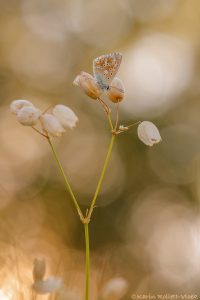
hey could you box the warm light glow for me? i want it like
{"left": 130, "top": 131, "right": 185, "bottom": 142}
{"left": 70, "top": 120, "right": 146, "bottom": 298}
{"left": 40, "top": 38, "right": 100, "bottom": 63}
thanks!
{"left": 0, "top": 290, "right": 12, "bottom": 300}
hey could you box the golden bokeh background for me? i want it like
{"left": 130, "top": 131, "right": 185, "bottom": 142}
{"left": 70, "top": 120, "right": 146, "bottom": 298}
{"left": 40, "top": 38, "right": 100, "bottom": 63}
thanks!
{"left": 1, "top": 0, "right": 200, "bottom": 298}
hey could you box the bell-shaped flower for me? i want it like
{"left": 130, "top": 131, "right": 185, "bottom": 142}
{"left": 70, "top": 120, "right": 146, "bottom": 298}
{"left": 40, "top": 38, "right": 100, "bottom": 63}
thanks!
{"left": 10, "top": 99, "right": 34, "bottom": 115}
{"left": 53, "top": 105, "right": 78, "bottom": 129}
{"left": 32, "top": 277, "right": 62, "bottom": 295}
{"left": 106, "top": 77, "right": 125, "bottom": 103}
{"left": 73, "top": 71, "right": 102, "bottom": 100}
{"left": 100, "top": 277, "right": 129, "bottom": 300}
{"left": 17, "top": 106, "right": 41, "bottom": 126}
{"left": 137, "top": 121, "right": 162, "bottom": 146}
{"left": 40, "top": 114, "right": 65, "bottom": 137}
{"left": 33, "top": 258, "right": 46, "bottom": 281}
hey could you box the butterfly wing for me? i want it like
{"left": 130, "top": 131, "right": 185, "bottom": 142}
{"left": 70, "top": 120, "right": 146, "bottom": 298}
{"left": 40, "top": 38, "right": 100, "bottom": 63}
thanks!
{"left": 93, "top": 52, "right": 122, "bottom": 90}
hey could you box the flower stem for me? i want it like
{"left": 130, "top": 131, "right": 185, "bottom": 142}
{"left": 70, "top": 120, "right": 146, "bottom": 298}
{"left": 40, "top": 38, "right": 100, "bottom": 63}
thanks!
{"left": 87, "top": 134, "right": 115, "bottom": 221}
{"left": 84, "top": 223, "right": 90, "bottom": 300}
{"left": 47, "top": 137, "right": 84, "bottom": 221}
{"left": 107, "top": 113, "right": 114, "bottom": 131}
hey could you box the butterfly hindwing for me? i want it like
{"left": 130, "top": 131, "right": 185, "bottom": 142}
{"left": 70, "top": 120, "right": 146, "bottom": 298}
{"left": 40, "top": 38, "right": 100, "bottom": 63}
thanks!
{"left": 93, "top": 52, "right": 122, "bottom": 90}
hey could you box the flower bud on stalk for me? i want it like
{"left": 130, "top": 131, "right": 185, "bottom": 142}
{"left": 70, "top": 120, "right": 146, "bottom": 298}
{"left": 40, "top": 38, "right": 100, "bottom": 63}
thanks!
{"left": 137, "top": 121, "right": 162, "bottom": 146}
{"left": 53, "top": 105, "right": 78, "bottom": 129}
{"left": 17, "top": 106, "right": 41, "bottom": 126}
{"left": 106, "top": 77, "right": 125, "bottom": 103}
{"left": 10, "top": 99, "right": 34, "bottom": 115}
{"left": 40, "top": 113, "right": 65, "bottom": 137}
{"left": 73, "top": 72, "right": 102, "bottom": 99}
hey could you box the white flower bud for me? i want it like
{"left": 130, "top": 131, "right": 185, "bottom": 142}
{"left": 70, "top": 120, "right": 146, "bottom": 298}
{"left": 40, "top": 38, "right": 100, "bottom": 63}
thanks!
{"left": 10, "top": 99, "right": 34, "bottom": 115}
{"left": 32, "top": 277, "right": 62, "bottom": 295}
{"left": 53, "top": 105, "right": 78, "bottom": 129}
{"left": 73, "top": 71, "right": 102, "bottom": 100}
{"left": 101, "top": 277, "right": 129, "bottom": 300}
{"left": 40, "top": 114, "right": 65, "bottom": 137}
{"left": 33, "top": 258, "right": 46, "bottom": 281}
{"left": 17, "top": 106, "right": 41, "bottom": 126}
{"left": 137, "top": 121, "right": 162, "bottom": 146}
{"left": 106, "top": 77, "right": 125, "bottom": 103}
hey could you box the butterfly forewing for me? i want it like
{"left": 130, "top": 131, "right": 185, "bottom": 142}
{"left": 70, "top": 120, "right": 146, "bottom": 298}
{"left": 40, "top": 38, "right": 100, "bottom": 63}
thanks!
{"left": 93, "top": 52, "right": 122, "bottom": 90}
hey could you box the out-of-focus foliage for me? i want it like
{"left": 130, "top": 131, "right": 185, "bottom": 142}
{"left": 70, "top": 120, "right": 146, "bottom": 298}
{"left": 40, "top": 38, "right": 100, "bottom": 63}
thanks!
{"left": 1, "top": 0, "right": 200, "bottom": 297}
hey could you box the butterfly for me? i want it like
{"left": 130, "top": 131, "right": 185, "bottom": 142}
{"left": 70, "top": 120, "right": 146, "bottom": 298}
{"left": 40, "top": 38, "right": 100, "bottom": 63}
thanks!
{"left": 93, "top": 52, "right": 122, "bottom": 91}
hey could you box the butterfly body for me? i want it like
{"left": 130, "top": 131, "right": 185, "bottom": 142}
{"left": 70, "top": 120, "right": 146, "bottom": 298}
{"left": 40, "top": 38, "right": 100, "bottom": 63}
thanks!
{"left": 93, "top": 52, "right": 122, "bottom": 91}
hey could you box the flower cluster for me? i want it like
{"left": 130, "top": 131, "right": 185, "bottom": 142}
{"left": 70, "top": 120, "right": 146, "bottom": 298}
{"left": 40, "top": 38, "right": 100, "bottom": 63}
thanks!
{"left": 73, "top": 72, "right": 125, "bottom": 103}
{"left": 10, "top": 100, "right": 78, "bottom": 137}
{"left": 73, "top": 68, "right": 161, "bottom": 146}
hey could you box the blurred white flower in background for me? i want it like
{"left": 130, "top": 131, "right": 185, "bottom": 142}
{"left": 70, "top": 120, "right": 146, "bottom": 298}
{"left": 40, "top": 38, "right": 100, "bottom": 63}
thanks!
{"left": 121, "top": 33, "right": 194, "bottom": 118}
{"left": 100, "top": 277, "right": 129, "bottom": 300}
{"left": 10, "top": 99, "right": 34, "bottom": 115}
{"left": 17, "top": 106, "right": 41, "bottom": 126}
{"left": 32, "top": 277, "right": 62, "bottom": 294}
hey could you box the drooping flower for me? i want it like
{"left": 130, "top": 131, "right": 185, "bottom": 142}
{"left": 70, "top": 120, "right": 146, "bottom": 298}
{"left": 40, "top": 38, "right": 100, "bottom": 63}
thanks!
{"left": 106, "top": 77, "right": 125, "bottom": 103}
{"left": 40, "top": 113, "right": 65, "bottom": 137}
{"left": 53, "top": 105, "right": 78, "bottom": 129}
{"left": 73, "top": 71, "right": 102, "bottom": 100}
{"left": 10, "top": 99, "right": 34, "bottom": 115}
{"left": 17, "top": 106, "right": 41, "bottom": 126}
{"left": 137, "top": 121, "right": 162, "bottom": 146}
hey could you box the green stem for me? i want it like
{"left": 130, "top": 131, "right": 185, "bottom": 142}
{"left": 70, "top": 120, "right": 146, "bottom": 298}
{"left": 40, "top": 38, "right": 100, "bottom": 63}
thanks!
{"left": 107, "top": 113, "right": 114, "bottom": 131}
{"left": 87, "top": 134, "right": 115, "bottom": 220}
{"left": 47, "top": 137, "right": 84, "bottom": 221}
{"left": 84, "top": 223, "right": 90, "bottom": 300}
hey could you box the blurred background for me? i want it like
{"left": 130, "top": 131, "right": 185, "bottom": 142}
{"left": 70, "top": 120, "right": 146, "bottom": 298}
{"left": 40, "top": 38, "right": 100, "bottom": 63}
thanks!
{"left": 1, "top": 0, "right": 200, "bottom": 298}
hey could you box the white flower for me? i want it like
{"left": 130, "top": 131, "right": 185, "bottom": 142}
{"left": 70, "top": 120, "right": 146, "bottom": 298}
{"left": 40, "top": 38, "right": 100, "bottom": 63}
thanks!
{"left": 32, "top": 277, "right": 62, "bottom": 295}
{"left": 137, "top": 121, "right": 162, "bottom": 146}
{"left": 17, "top": 106, "right": 41, "bottom": 126}
{"left": 33, "top": 258, "right": 46, "bottom": 281}
{"left": 10, "top": 99, "right": 34, "bottom": 115}
{"left": 106, "top": 77, "right": 125, "bottom": 103}
{"left": 53, "top": 105, "right": 78, "bottom": 129}
{"left": 40, "top": 113, "right": 65, "bottom": 137}
{"left": 73, "top": 71, "right": 102, "bottom": 100}
{"left": 101, "top": 277, "right": 129, "bottom": 300}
